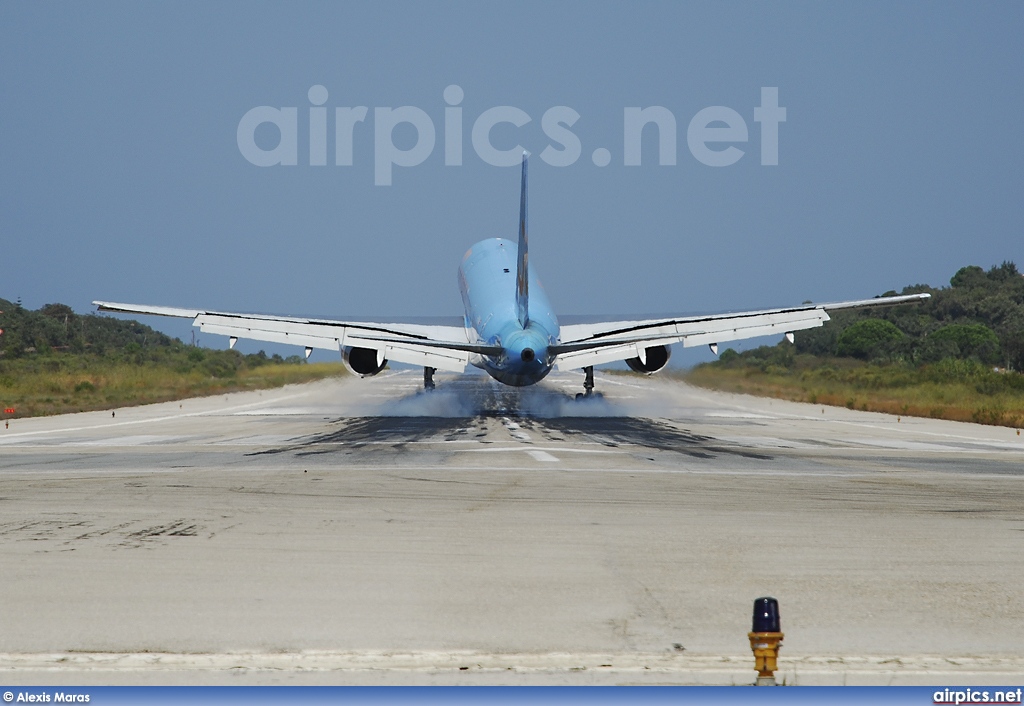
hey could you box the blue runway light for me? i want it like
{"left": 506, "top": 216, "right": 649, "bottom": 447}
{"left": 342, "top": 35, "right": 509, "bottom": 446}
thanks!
{"left": 749, "top": 596, "right": 784, "bottom": 685}
{"left": 753, "top": 596, "right": 781, "bottom": 633}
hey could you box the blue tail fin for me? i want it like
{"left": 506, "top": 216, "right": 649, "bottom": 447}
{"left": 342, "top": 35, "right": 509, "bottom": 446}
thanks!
{"left": 516, "top": 152, "right": 529, "bottom": 328}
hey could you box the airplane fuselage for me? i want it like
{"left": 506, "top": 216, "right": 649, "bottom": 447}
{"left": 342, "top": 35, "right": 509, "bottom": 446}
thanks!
{"left": 458, "top": 238, "right": 559, "bottom": 386}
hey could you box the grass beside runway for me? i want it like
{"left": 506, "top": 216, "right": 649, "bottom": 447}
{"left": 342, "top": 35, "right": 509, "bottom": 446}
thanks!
{"left": 0, "top": 297, "right": 347, "bottom": 418}
{"left": 0, "top": 355, "right": 345, "bottom": 419}
{"left": 672, "top": 260, "right": 1024, "bottom": 428}
{"left": 680, "top": 355, "right": 1024, "bottom": 429}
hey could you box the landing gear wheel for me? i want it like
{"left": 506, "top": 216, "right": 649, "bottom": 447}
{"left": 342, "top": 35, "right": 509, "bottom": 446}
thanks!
{"left": 583, "top": 365, "right": 595, "bottom": 398}
{"left": 423, "top": 366, "right": 436, "bottom": 392}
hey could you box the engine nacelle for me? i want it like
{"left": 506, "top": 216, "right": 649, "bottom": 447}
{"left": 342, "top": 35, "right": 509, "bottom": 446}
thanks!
{"left": 625, "top": 344, "right": 671, "bottom": 374}
{"left": 342, "top": 346, "right": 387, "bottom": 377}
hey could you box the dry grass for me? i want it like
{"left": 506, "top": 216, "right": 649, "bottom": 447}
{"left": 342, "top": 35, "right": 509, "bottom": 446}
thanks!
{"left": 680, "top": 361, "right": 1024, "bottom": 429}
{"left": 0, "top": 360, "right": 345, "bottom": 418}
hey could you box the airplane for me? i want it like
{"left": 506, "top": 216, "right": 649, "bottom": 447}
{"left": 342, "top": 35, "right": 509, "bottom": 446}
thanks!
{"left": 95, "top": 153, "right": 929, "bottom": 399}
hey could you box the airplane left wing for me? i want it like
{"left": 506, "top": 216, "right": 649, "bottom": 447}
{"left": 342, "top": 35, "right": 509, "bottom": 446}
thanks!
{"left": 552, "top": 293, "right": 930, "bottom": 370}
{"left": 93, "top": 301, "right": 501, "bottom": 373}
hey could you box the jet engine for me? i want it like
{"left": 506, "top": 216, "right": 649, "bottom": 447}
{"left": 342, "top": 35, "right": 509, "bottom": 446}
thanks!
{"left": 342, "top": 346, "right": 387, "bottom": 377}
{"left": 625, "top": 344, "right": 671, "bottom": 374}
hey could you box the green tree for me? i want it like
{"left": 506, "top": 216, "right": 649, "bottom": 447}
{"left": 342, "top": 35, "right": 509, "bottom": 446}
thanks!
{"left": 987, "top": 261, "right": 1019, "bottom": 283}
{"left": 929, "top": 324, "right": 1000, "bottom": 364}
{"left": 950, "top": 265, "right": 989, "bottom": 290}
{"left": 835, "top": 319, "right": 904, "bottom": 360}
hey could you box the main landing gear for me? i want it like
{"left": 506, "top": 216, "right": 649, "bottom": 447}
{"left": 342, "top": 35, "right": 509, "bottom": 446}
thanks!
{"left": 423, "top": 366, "right": 436, "bottom": 391}
{"left": 575, "top": 365, "right": 596, "bottom": 400}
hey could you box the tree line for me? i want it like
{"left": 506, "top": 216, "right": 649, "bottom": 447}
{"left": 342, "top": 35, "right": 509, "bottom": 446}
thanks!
{"left": 787, "top": 261, "right": 1024, "bottom": 370}
{"left": 0, "top": 298, "right": 305, "bottom": 377}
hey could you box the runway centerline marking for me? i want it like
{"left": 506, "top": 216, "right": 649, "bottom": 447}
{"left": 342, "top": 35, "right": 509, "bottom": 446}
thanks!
{"left": 501, "top": 417, "right": 532, "bottom": 441}
{"left": 526, "top": 450, "right": 559, "bottom": 462}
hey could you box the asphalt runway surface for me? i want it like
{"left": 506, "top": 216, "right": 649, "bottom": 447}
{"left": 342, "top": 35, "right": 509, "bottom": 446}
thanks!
{"left": 1, "top": 370, "right": 1022, "bottom": 685}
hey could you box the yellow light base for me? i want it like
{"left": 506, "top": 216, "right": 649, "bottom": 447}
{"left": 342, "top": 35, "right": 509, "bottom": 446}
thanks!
{"left": 748, "top": 631, "right": 784, "bottom": 685}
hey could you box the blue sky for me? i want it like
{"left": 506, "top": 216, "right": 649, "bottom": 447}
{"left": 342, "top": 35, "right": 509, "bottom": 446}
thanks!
{"left": 2, "top": 2, "right": 1022, "bottom": 365}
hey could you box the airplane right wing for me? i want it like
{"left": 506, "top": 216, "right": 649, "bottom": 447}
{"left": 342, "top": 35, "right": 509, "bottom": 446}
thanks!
{"left": 93, "top": 301, "right": 501, "bottom": 373}
{"left": 551, "top": 293, "right": 930, "bottom": 370}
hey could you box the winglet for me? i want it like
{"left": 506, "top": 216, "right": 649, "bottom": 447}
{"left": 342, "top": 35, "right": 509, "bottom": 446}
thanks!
{"left": 94, "top": 301, "right": 202, "bottom": 319}
{"left": 516, "top": 151, "right": 529, "bottom": 328}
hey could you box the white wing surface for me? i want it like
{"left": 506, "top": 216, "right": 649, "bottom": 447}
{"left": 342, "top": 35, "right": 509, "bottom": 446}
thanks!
{"left": 93, "top": 301, "right": 500, "bottom": 373}
{"left": 552, "top": 293, "right": 930, "bottom": 370}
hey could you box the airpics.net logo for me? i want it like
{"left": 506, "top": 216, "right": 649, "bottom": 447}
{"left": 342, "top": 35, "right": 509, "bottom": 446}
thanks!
{"left": 236, "top": 85, "right": 786, "bottom": 186}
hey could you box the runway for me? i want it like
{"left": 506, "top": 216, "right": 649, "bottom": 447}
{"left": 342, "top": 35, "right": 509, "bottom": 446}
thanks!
{"left": 1, "top": 369, "right": 1022, "bottom": 685}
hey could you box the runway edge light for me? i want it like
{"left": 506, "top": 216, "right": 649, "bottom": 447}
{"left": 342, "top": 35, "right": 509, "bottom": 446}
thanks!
{"left": 749, "top": 596, "right": 783, "bottom": 686}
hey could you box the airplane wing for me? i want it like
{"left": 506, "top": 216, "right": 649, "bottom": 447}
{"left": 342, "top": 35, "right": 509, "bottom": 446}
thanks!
{"left": 551, "top": 293, "right": 931, "bottom": 370}
{"left": 93, "top": 301, "right": 501, "bottom": 373}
